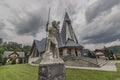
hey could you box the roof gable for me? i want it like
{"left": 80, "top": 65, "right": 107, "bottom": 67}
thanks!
{"left": 34, "top": 39, "right": 46, "bottom": 53}
{"left": 3, "top": 51, "right": 25, "bottom": 58}
{"left": 61, "top": 12, "right": 78, "bottom": 44}
{"left": 33, "top": 35, "right": 63, "bottom": 53}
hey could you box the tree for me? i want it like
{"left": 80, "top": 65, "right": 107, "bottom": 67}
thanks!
{"left": 0, "top": 44, "right": 4, "bottom": 54}
{"left": 104, "top": 47, "right": 115, "bottom": 60}
{"left": 118, "top": 46, "right": 120, "bottom": 54}
{"left": 0, "top": 38, "right": 3, "bottom": 44}
{"left": 88, "top": 51, "right": 96, "bottom": 58}
{"left": 0, "top": 53, "right": 3, "bottom": 65}
{"left": 22, "top": 45, "right": 31, "bottom": 63}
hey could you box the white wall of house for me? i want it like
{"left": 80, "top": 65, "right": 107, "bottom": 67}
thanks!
{"left": 77, "top": 50, "right": 81, "bottom": 57}
{"left": 28, "top": 57, "right": 39, "bottom": 64}
{"left": 71, "top": 49, "right": 75, "bottom": 57}
{"left": 63, "top": 48, "right": 68, "bottom": 56}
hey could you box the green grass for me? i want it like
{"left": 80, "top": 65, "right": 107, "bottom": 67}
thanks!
{"left": 0, "top": 64, "right": 38, "bottom": 80}
{"left": 0, "top": 64, "right": 120, "bottom": 80}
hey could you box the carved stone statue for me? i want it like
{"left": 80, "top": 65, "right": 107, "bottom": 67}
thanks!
{"left": 46, "top": 21, "right": 60, "bottom": 58}
{"left": 40, "top": 21, "right": 64, "bottom": 64}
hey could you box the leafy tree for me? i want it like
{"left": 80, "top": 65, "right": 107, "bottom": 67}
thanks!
{"left": 0, "top": 38, "right": 3, "bottom": 44}
{"left": 88, "top": 51, "right": 96, "bottom": 58}
{"left": 104, "top": 47, "right": 115, "bottom": 60}
{"left": 0, "top": 44, "right": 4, "bottom": 54}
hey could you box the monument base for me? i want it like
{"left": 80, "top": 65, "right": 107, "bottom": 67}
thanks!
{"left": 38, "top": 63, "right": 66, "bottom": 80}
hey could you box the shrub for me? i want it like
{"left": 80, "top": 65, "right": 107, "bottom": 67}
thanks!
{"left": 3, "top": 58, "right": 7, "bottom": 65}
{"left": 88, "top": 51, "right": 96, "bottom": 58}
{"left": 11, "top": 59, "right": 16, "bottom": 64}
{"left": 0, "top": 54, "right": 3, "bottom": 64}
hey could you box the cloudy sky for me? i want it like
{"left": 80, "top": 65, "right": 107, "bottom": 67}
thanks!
{"left": 0, "top": 0, "right": 120, "bottom": 50}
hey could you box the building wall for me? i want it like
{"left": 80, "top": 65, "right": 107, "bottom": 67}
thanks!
{"left": 62, "top": 48, "right": 81, "bottom": 57}
{"left": 29, "top": 46, "right": 44, "bottom": 64}
{"left": 62, "top": 48, "right": 68, "bottom": 56}
{"left": 5, "top": 57, "right": 25, "bottom": 64}
{"left": 28, "top": 57, "right": 39, "bottom": 64}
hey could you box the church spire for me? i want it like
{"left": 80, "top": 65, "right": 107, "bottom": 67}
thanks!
{"left": 64, "top": 12, "right": 71, "bottom": 22}
{"left": 61, "top": 12, "right": 78, "bottom": 44}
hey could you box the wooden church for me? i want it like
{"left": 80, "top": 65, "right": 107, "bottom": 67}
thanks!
{"left": 28, "top": 12, "right": 83, "bottom": 63}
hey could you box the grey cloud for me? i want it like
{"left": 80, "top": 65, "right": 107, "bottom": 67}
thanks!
{"left": 12, "top": 10, "right": 48, "bottom": 36}
{"left": 3, "top": 0, "right": 50, "bottom": 37}
{"left": 0, "top": 1, "right": 10, "bottom": 8}
{"left": 0, "top": 20, "right": 5, "bottom": 30}
{"left": 85, "top": 0, "right": 120, "bottom": 23}
{"left": 83, "top": 27, "right": 120, "bottom": 43}
{"left": 13, "top": 0, "right": 79, "bottom": 36}
{"left": 82, "top": 4, "right": 120, "bottom": 44}
{"left": 0, "top": 0, "right": 85, "bottom": 44}
{"left": 0, "top": 20, "right": 7, "bottom": 39}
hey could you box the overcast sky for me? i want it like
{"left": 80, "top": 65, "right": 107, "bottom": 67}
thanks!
{"left": 0, "top": 0, "right": 120, "bottom": 50}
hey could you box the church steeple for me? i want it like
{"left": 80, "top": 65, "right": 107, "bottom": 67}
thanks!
{"left": 64, "top": 12, "right": 71, "bottom": 22}
{"left": 61, "top": 12, "right": 78, "bottom": 44}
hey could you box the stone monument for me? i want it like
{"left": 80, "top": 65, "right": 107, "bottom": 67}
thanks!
{"left": 38, "top": 21, "right": 66, "bottom": 80}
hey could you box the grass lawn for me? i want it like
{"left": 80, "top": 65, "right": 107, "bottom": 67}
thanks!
{"left": 0, "top": 64, "right": 120, "bottom": 80}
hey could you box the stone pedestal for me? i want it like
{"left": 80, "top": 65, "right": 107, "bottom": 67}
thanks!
{"left": 38, "top": 63, "right": 66, "bottom": 80}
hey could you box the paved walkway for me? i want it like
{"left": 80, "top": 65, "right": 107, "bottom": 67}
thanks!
{"left": 81, "top": 56, "right": 109, "bottom": 66}
{"left": 30, "top": 60, "right": 120, "bottom": 72}
{"left": 66, "top": 60, "right": 120, "bottom": 71}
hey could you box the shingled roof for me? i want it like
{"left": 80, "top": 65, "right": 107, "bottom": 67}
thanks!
{"left": 33, "top": 34, "right": 63, "bottom": 53}
{"left": 3, "top": 51, "right": 25, "bottom": 58}
{"left": 34, "top": 39, "right": 46, "bottom": 53}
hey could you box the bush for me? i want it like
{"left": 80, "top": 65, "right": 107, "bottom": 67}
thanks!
{"left": 0, "top": 54, "right": 3, "bottom": 64}
{"left": 88, "top": 51, "right": 96, "bottom": 58}
{"left": 11, "top": 59, "right": 16, "bottom": 64}
{"left": 3, "top": 58, "right": 7, "bottom": 65}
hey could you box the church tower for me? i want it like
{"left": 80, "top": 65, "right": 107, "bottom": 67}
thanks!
{"left": 60, "top": 12, "right": 83, "bottom": 57}
{"left": 61, "top": 12, "right": 78, "bottom": 44}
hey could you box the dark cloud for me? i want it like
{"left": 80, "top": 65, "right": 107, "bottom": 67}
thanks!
{"left": 1, "top": 0, "right": 120, "bottom": 46}
{"left": 0, "top": 20, "right": 5, "bottom": 30}
{"left": 12, "top": 10, "right": 48, "bottom": 36}
{"left": 12, "top": 0, "right": 78, "bottom": 37}
{"left": 82, "top": 1, "right": 120, "bottom": 44}
{"left": 85, "top": 0, "right": 120, "bottom": 23}
{"left": 0, "top": 20, "right": 7, "bottom": 39}
{"left": 16, "top": 14, "right": 45, "bottom": 36}
{"left": 83, "top": 28, "right": 120, "bottom": 43}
